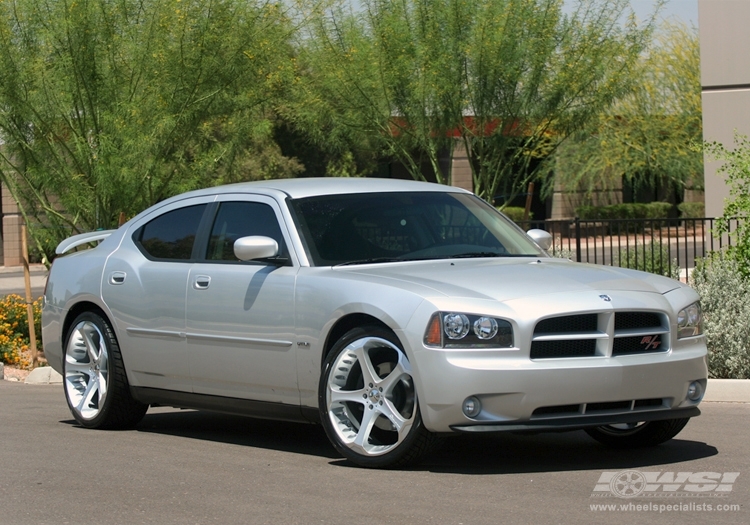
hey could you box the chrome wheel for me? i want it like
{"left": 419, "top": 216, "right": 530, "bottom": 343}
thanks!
{"left": 62, "top": 312, "right": 147, "bottom": 429}
{"left": 65, "top": 320, "right": 109, "bottom": 421}
{"left": 326, "top": 336, "right": 416, "bottom": 456}
{"left": 320, "top": 326, "right": 436, "bottom": 468}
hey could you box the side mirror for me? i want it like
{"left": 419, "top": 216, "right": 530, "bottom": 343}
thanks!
{"left": 233, "top": 236, "right": 279, "bottom": 261}
{"left": 526, "top": 229, "right": 552, "bottom": 251}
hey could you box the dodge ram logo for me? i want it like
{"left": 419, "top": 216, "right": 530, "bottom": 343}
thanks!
{"left": 640, "top": 335, "right": 661, "bottom": 351}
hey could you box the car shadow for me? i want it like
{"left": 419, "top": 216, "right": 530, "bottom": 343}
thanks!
{"left": 413, "top": 430, "right": 718, "bottom": 475}
{"left": 63, "top": 408, "right": 718, "bottom": 473}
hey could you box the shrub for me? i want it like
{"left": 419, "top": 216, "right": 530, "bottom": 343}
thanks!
{"left": 678, "top": 201, "right": 705, "bottom": 218}
{"left": 617, "top": 242, "right": 680, "bottom": 279}
{"left": 575, "top": 202, "right": 673, "bottom": 220}
{"left": 644, "top": 202, "right": 674, "bottom": 219}
{"left": 576, "top": 202, "right": 674, "bottom": 235}
{"left": 705, "top": 133, "right": 750, "bottom": 274}
{"left": 690, "top": 254, "right": 750, "bottom": 379}
{"left": 0, "top": 294, "right": 43, "bottom": 367}
{"left": 498, "top": 206, "right": 532, "bottom": 222}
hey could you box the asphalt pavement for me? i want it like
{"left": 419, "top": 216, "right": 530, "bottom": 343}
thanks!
{"left": 0, "top": 264, "right": 47, "bottom": 299}
{"left": 0, "top": 380, "right": 748, "bottom": 525}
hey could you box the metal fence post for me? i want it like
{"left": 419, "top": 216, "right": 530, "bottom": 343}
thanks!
{"left": 574, "top": 217, "right": 582, "bottom": 263}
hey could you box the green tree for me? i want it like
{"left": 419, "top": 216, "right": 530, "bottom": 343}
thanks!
{"left": 292, "top": 0, "right": 657, "bottom": 201}
{"left": 705, "top": 132, "right": 750, "bottom": 274}
{"left": 0, "top": 0, "right": 300, "bottom": 260}
{"left": 554, "top": 22, "right": 703, "bottom": 202}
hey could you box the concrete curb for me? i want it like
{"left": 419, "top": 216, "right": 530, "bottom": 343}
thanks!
{"left": 23, "top": 367, "right": 63, "bottom": 385}
{"left": 704, "top": 378, "right": 750, "bottom": 403}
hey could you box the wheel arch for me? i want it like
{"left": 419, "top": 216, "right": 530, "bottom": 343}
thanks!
{"left": 62, "top": 301, "right": 111, "bottom": 344}
{"left": 321, "top": 313, "right": 395, "bottom": 366}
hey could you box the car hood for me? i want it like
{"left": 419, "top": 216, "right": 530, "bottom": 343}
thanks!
{"left": 336, "top": 257, "right": 682, "bottom": 302}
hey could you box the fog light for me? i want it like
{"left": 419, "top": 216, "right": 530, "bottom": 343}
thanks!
{"left": 462, "top": 396, "right": 482, "bottom": 418}
{"left": 686, "top": 381, "right": 704, "bottom": 402}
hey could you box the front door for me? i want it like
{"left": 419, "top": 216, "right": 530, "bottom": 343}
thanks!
{"left": 185, "top": 197, "right": 298, "bottom": 404}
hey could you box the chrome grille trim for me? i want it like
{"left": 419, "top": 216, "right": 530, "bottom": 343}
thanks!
{"left": 530, "top": 311, "right": 670, "bottom": 359}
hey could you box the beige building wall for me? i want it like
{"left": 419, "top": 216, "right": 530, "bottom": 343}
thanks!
{"left": 699, "top": 0, "right": 750, "bottom": 218}
{"left": 1, "top": 182, "right": 25, "bottom": 267}
{"left": 450, "top": 141, "right": 473, "bottom": 192}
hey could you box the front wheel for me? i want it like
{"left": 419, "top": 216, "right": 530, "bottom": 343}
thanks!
{"left": 319, "top": 326, "right": 436, "bottom": 468}
{"left": 63, "top": 312, "right": 148, "bottom": 429}
{"left": 585, "top": 418, "right": 690, "bottom": 448}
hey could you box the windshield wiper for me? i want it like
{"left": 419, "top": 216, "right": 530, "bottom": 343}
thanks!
{"left": 447, "top": 252, "right": 539, "bottom": 259}
{"left": 336, "top": 255, "right": 443, "bottom": 266}
{"left": 448, "top": 252, "right": 505, "bottom": 259}
{"left": 336, "top": 257, "right": 404, "bottom": 266}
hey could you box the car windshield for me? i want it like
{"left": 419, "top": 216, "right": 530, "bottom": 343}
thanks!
{"left": 289, "top": 191, "right": 545, "bottom": 266}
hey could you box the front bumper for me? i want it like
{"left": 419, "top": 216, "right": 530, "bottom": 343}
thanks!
{"left": 451, "top": 406, "right": 701, "bottom": 433}
{"left": 408, "top": 342, "right": 707, "bottom": 434}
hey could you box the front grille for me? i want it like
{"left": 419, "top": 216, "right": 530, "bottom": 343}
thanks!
{"left": 634, "top": 398, "right": 664, "bottom": 408}
{"left": 534, "top": 314, "right": 598, "bottom": 334}
{"left": 530, "top": 310, "right": 669, "bottom": 359}
{"left": 531, "top": 398, "right": 665, "bottom": 418}
{"left": 615, "top": 312, "right": 663, "bottom": 330}
{"left": 586, "top": 401, "right": 632, "bottom": 412}
{"left": 613, "top": 335, "right": 665, "bottom": 356}
{"left": 532, "top": 404, "right": 580, "bottom": 416}
{"left": 530, "top": 339, "right": 596, "bottom": 359}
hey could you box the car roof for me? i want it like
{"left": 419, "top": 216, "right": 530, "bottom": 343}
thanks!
{"left": 171, "top": 177, "right": 472, "bottom": 201}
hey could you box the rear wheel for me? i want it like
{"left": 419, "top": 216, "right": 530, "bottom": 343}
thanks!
{"left": 585, "top": 418, "right": 690, "bottom": 448}
{"left": 63, "top": 312, "right": 147, "bottom": 429}
{"left": 319, "top": 326, "right": 436, "bottom": 468}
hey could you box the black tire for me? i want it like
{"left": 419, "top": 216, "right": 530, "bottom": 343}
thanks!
{"left": 585, "top": 418, "right": 691, "bottom": 448}
{"left": 319, "top": 325, "right": 437, "bottom": 468}
{"left": 62, "top": 311, "right": 148, "bottom": 429}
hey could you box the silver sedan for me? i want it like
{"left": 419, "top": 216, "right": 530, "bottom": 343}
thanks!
{"left": 42, "top": 178, "right": 707, "bottom": 468}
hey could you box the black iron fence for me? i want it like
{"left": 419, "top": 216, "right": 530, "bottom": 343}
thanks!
{"left": 516, "top": 217, "right": 744, "bottom": 281}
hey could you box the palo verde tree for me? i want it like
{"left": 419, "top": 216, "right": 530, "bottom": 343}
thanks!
{"left": 0, "top": 0, "right": 300, "bottom": 260}
{"left": 293, "top": 0, "right": 658, "bottom": 202}
{"left": 705, "top": 132, "right": 750, "bottom": 274}
{"left": 554, "top": 22, "right": 703, "bottom": 203}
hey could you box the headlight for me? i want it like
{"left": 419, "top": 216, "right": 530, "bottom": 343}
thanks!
{"left": 677, "top": 302, "right": 703, "bottom": 339}
{"left": 425, "top": 312, "right": 513, "bottom": 348}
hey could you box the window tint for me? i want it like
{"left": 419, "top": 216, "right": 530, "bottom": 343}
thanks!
{"left": 206, "top": 201, "right": 285, "bottom": 261}
{"left": 290, "top": 192, "right": 543, "bottom": 265}
{"left": 137, "top": 204, "right": 207, "bottom": 260}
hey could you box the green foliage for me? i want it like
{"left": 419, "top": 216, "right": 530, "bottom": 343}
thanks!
{"left": 0, "top": 0, "right": 301, "bottom": 262}
{"left": 617, "top": 242, "right": 680, "bottom": 279}
{"left": 555, "top": 22, "right": 702, "bottom": 201}
{"left": 575, "top": 202, "right": 673, "bottom": 220}
{"left": 704, "top": 133, "right": 750, "bottom": 274}
{"left": 690, "top": 254, "right": 750, "bottom": 379}
{"left": 294, "top": 0, "right": 657, "bottom": 202}
{"left": 498, "top": 206, "right": 532, "bottom": 222}
{"left": 677, "top": 201, "right": 705, "bottom": 218}
{"left": 0, "top": 295, "right": 42, "bottom": 368}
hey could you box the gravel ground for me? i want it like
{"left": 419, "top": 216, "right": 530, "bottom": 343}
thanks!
{"left": 1, "top": 365, "right": 31, "bottom": 382}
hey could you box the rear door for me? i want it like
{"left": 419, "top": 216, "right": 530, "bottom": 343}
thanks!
{"left": 102, "top": 198, "right": 211, "bottom": 391}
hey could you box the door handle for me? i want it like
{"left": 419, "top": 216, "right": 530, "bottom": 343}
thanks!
{"left": 193, "top": 275, "right": 211, "bottom": 290}
{"left": 109, "top": 271, "right": 126, "bottom": 285}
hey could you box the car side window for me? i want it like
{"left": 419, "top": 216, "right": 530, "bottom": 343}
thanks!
{"left": 206, "top": 201, "right": 286, "bottom": 261}
{"left": 136, "top": 204, "right": 207, "bottom": 260}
